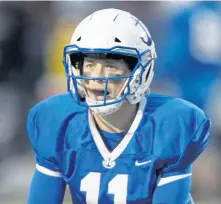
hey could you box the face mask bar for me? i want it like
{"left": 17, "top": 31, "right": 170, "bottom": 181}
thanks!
{"left": 63, "top": 44, "right": 153, "bottom": 107}
{"left": 72, "top": 75, "right": 132, "bottom": 107}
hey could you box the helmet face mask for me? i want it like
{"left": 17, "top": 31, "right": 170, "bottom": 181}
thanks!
{"left": 63, "top": 8, "right": 157, "bottom": 115}
{"left": 83, "top": 55, "right": 132, "bottom": 100}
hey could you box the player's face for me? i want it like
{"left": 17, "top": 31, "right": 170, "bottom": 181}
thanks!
{"left": 82, "top": 57, "right": 131, "bottom": 101}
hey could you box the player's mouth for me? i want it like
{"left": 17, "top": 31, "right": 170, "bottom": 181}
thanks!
{"left": 89, "top": 89, "right": 112, "bottom": 101}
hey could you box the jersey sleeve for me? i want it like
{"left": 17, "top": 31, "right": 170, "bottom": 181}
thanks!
{"left": 27, "top": 107, "right": 61, "bottom": 176}
{"left": 153, "top": 166, "right": 194, "bottom": 204}
{"left": 28, "top": 170, "right": 66, "bottom": 204}
{"left": 153, "top": 107, "right": 211, "bottom": 204}
{"left": 163, "top": 114, "right": 211, "bottom": 174}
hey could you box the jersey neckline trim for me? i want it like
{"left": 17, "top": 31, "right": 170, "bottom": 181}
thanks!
{"left": 88, "top": 97, "right": 147, "bottom": 164}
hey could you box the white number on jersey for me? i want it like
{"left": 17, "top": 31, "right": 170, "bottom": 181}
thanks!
{"left": 80, "top": 172, "right": 128, "bottom": 204}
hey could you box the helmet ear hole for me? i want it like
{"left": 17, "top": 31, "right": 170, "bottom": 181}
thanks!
{"left": 77, "top": 36, "right": 81, "bottom": 41}
{"left": 145, "top": 66, "right": 151, "bottom": 81}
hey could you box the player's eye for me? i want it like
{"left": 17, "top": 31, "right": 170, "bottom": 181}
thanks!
{"left": 106, "top": 65, "right": 117, "bottom": 70}
{"left": 85, "top": 63, "right": 94, "bottom": 69}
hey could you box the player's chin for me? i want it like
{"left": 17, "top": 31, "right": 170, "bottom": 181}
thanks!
{"left": 93, "top": 94, "right": 113, "bottom": 101}
{"left": 97, "top": 95, "right": 113, "bottom": 101}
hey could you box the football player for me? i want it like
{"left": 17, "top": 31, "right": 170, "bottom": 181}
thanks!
{"left": 27, "top": 8, "right": 211, "bottom": 204}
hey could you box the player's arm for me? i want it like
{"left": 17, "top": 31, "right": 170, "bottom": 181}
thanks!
{"left": 27, "top": 108, "right": 66, "bottom": 204}
{"left": 153, "top": 166, "right": 193, "bottom": 204}
{"left": 28, "top": 168, "right": 66, "bottom": 204}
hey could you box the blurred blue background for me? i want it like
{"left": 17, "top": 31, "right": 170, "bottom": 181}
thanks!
{"left": 0, "top": 2, "right": 220, "bottom": 204}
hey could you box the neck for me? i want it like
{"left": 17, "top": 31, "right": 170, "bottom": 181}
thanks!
{"left": 92, "top": 101, "right": 138, "bottom": 133}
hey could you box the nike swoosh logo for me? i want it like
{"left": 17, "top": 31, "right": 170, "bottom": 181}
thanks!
{"left": 135, "top": 160, "right": 152, "bottom": 166}
{"left": 157, "top": 173, "right": 192, "bottom": 186}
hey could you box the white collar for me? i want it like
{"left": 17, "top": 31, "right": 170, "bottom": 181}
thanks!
{"left": 88, "top": 97, "right": 147, "bottom": 166}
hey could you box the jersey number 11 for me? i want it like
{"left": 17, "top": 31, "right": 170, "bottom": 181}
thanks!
{"left": 81, "top": 172, "right": 128, "bottom": 204}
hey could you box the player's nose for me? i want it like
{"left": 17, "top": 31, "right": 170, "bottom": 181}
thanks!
{"left": 90, "top": 64, "right": 106, "bottom": 84}
{"left": 91, "top": 64, "right": 105, "bottom": 78}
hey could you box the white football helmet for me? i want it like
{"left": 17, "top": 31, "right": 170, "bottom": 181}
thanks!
{"left": 63, "top": 8, "right": 157, "bottom": 115}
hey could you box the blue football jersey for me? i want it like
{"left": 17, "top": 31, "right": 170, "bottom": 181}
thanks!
{"left": 27, "top": 93, "right": 210, "bottom": 204}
